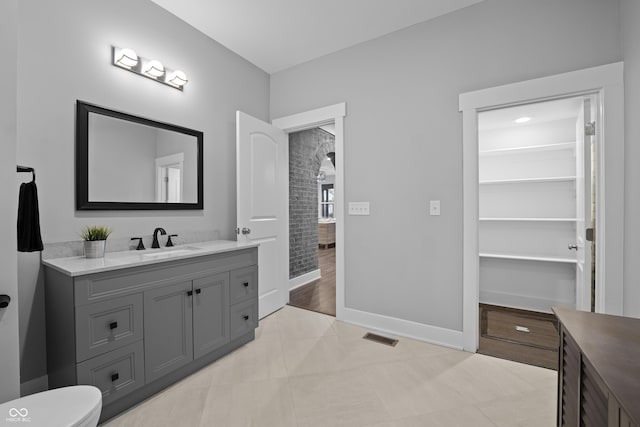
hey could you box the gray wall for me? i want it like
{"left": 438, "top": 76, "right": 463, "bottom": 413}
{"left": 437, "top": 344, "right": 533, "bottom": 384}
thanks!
{"left": 0, "top": 0, "right": 21, "bottom": 403}
{"left": 16, "top": 0, "right": 269, "bottom": 386}
{"left": 289, "top": 128, "right": 335, "bottom": 279}
{"left": 621, "top": 0, "right": 640, "bottom": 317}
{"left": 271, "top": 0, "right": 623, "bottom": 331}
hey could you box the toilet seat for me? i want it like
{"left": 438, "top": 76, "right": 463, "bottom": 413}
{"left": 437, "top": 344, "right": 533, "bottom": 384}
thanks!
{"left": 0, "top": 385, "right": 102, "bottom": 427}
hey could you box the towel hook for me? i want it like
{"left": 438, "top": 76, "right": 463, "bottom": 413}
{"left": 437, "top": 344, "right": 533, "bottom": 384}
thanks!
{"left": 16, "top": 165, "right": 35, "bottom": 182}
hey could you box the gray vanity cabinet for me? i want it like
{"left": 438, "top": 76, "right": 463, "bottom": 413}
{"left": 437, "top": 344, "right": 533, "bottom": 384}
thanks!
{"left": 144, "top": 273, "right": 231, "bottom": 383}
{"left": 44, "top": 246, "right": 258, "bottom": 423}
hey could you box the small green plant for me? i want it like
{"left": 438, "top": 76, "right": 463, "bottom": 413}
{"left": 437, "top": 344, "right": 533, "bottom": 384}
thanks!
{"left": 80, "top": 225, "right": 112, "bottom": 241}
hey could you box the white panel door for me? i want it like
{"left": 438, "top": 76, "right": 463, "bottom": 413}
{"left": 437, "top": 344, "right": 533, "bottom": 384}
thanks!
{"left": 236, "top": 111, "right": 288, "bottom": 318}
{"left": 575, "top": 98, "right": 593, "bottom": 311}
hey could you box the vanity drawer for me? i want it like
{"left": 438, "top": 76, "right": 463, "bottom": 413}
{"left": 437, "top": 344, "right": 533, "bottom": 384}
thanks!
{"left": 481, "top": 305, "right": 558, "bottom": 349}
{"left": 229, "top": 266, "right": 258, "bottom": 305}
{"left": 230, "top": 298, "right": 258, "bottom": 340}
{"left": 75, "top": 294, "right": 143, "bottom": 362}
{"left": 77, "top": 340, "right": 145, "bottom": 406}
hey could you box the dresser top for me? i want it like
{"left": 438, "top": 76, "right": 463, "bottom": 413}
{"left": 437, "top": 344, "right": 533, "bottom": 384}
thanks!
{"left": 42, "top": 240, "right": 258, "bottom": 277}
{"left": 553, "top": 307, "right": 640, "bottom": 425}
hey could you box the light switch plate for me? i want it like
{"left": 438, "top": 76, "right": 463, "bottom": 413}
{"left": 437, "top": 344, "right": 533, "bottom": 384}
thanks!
{"left": 349, "top": 202, "right": 370, "bottom": 215}
{"left": 429, "top": 200, "right": 441, "bottom": 216}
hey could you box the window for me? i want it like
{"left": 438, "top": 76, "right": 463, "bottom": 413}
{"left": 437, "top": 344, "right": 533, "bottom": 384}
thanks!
{"left": 321, "top": 184, "right": 334, "bottom": 218}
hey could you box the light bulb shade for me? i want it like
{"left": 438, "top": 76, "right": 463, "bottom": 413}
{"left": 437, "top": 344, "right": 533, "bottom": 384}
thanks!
{"left": 144, "top": 60, "right": 165, "bottom": 78}
{"left": 115, "top": 48, "right": 138, "bottom": 68}
{"left": 168, "top": 70, "right": 188, "bottom": 87}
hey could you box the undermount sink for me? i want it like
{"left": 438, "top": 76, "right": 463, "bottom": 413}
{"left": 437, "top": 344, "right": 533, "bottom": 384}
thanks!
{"left": 141, "top": 246, "right": 200, "bottom": 259}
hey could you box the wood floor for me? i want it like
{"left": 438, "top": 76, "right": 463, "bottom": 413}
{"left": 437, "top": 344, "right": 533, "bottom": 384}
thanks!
{"left": 289, "top": 246, "right": 336, "bottom": 316}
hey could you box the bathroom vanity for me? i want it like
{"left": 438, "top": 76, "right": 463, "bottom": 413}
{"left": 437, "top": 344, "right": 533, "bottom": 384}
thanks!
{"left": 42, "top": 241, "right": 258, "bottom": 423}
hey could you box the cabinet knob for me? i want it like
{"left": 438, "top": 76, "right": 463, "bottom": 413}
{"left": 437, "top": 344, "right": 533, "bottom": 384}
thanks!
{"left": 187, "top": 290, "right": 193, "bottom": 296}
{"left": 195, "top": 288, "right": 202, "bottom": 294}
{"left": 109, "top": 321, "right": 118, "bottom": 330}
{"left": 111, "top": 372, "right": 119, "bottom": 382}
{"left": 243, "top": 282, "right": 249, "bottom": 287}
{"left": 243, "top": 315, "right": 249, "bottom": 321}
{"left": 568, "top": 244, "right": 578, "bottom": 251}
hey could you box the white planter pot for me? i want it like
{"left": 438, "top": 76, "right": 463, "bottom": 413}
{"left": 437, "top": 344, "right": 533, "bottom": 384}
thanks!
{"left": 84, "top": 240, "right": 106, "bottom": 258}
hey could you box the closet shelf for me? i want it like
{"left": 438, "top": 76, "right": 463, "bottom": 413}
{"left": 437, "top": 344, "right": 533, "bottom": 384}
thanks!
{"left": 479, "top": 217, "right": 577, "bottom": 222}
{"left": 479, "top": 176, "right": 576, "bottom": 185}
{"left": 479, "top": 141, "right": 576, "bottom": 156}
{"left": 479, "top": 252, "right": 577, "bottom": 264}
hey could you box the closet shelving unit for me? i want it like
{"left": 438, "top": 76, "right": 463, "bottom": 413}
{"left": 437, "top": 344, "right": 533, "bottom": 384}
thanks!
{"left": 478, "top": 140, "right": 578, "bottom": 313}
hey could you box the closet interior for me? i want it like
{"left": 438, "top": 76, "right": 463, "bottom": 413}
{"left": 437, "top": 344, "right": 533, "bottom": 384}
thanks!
{"left": 477, "top": 96, "right": 594, "bottom": 369}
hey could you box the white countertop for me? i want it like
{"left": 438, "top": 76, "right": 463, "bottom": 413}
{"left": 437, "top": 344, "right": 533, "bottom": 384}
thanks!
{"left": 318, "top": 218, "right": 336, "bottom": 223}
{"left": 42, "top": 240, "right": 259, "bottom": 277}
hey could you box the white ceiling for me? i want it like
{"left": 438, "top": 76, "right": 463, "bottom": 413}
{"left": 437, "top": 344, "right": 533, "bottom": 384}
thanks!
{"left": 150, "top": 0, "right": 484, "bottom": 73}
{"left": 479, "top": 97, "right": 585, "bottom": 131}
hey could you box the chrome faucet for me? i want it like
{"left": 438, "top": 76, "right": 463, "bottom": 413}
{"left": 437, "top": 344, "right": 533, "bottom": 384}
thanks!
{"left": 152, "top": 227, "right": 166, "bottom": 248}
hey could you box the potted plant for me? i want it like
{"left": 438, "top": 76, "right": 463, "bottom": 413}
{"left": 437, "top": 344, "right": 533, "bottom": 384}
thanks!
{"left": 80, "top": 225, "right": 112, "bottom": 258}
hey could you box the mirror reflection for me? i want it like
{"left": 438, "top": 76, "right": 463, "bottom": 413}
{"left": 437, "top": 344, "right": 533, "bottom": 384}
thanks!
{"left": 88, "top": 114, "right": 198, "bottom": 203}
{"left": 76, "top": 101, "right": 203, "bottom": 210}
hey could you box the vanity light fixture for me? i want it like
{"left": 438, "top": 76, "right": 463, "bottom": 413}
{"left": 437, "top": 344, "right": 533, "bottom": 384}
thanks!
{"left": 114, "top": 48, "right": 138, "bottom": 68}
{"left": 111, "top": 46, "right": 188, "bottom": 91}
{"left": 167, "top": 70, "right": 188, "bottom": 88}
{"left": 143, "top": 60, "right": 165, "bottom": 78}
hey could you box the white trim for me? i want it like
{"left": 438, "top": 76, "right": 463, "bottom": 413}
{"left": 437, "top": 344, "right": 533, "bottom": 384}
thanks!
{"left": 20, "top": 375, "right": 48, "bottom": 396}
{"left": 289, "top": 269, "right": 321, "bottom": 291}
{"left": 459, "top": 62, "right": 625, "bottom": 352}
{"left": 272, "top": 103, "right": 346, "bottom": 132}
{"left": 341, "top": 307, "right": 464, "bottom": 350}
{"left": 272, "top": 103, "right": 346, "bottom": 320}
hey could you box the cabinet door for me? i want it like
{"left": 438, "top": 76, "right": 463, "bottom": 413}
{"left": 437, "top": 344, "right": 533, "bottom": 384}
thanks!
{"left": 144, "top": 281, "right": 193, "bottom": 383}
{"left": 193, "top": 273, "right": 230, "bottom": 359}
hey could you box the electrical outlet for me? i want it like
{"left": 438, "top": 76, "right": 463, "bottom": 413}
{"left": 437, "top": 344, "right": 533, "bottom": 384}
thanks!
{"left": 349, "top": 202, "right": 370, "bottom": 215}
{"left": 430, "top": 200, "right": 441, "bottom": 216}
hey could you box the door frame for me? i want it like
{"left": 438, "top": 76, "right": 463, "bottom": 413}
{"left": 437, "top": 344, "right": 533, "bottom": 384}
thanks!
{"left": 459, "top": 62, "right": 624, "bottom": 352}
{"left": 272, "top": 103, "right": 347, "bottom": 318}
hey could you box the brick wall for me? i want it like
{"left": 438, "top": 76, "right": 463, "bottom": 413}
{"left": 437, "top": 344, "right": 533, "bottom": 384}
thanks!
{"left": 289, "top": 128, "right": 335, "bottom": 279}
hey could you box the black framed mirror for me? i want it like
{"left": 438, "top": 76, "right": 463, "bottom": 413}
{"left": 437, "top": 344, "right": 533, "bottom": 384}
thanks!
{"left": 76, "top": 101, "right": 203, "bottom": 210}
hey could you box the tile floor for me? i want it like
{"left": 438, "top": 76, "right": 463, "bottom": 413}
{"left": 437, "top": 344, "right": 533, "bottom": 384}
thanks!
{"left": 102, "top": 306, "right": 557, "bottom": 427}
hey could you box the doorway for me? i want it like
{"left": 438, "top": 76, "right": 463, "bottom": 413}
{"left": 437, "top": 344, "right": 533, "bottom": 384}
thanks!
{"left": 271, "top": 102, "right": 346, "bottom": 319}
{"left": 287, "top": 126, "right": 337, "bottom": 316}
{"left": 475, "top": 96, "right": 596, "bottom": 368}
{"left": 459, "top": 62, "right": 624, "bottom": 353}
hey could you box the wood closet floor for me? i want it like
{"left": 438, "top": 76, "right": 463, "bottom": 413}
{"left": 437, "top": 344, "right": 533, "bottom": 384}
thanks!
{"left": 289, "top": 246, "right": 336, "bottom": 316}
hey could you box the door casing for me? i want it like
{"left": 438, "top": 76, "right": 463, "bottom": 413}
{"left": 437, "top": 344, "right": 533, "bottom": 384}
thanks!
{"left": 272, "top": 103, "right": 347, "bottom": 319}
{"left": 459, "top": 62, "right": 625, "bottom": 352}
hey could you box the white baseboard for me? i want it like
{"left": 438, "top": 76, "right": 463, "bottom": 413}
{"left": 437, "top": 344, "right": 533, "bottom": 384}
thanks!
{"left": 289, "top": 269, "right": 321, "bottom": 291}
{"left": 340, "top": 307, "right": 464, "bottom": 351}
{"left": 20, "top": 375, "right": 48, "bottom": 396}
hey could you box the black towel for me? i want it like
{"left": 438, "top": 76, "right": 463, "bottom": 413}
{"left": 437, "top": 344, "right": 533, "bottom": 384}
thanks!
{"left": 17, "top": 181, "right": 44, "bottom": 252}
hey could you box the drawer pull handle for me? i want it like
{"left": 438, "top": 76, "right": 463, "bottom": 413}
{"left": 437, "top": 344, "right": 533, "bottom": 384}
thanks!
{"left": 515, "top": 326, "right": 530, "bottom": 333}
{"left": 195, "top": 288, "right": 202, "bottom": 295}
{"left": 243, "top": 282, "right": 249, "bottom": 287}
{"left": 109, "top": 321, "right": 118, "bottom": 330}
{"left": 187, "top": 290, "right": 193, "bottom": 296}
{"left": 111, "top": 373, "right": 119, "bottom": 382}
{"left": 243, "top": 315, "right": 249, "bottom": 321}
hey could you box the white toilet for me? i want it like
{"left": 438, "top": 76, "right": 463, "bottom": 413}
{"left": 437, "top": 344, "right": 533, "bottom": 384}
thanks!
{"left": 0, "top": 385, "right": 102, "bottom": 427}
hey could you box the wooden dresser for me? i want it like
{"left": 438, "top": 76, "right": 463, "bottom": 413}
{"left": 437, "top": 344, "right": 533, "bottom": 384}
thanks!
{"left": 479, "top": 303, "right": 559, "bottom": 369}
{"left": 554, "top": 307, "right": 640, "bottom": 427}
